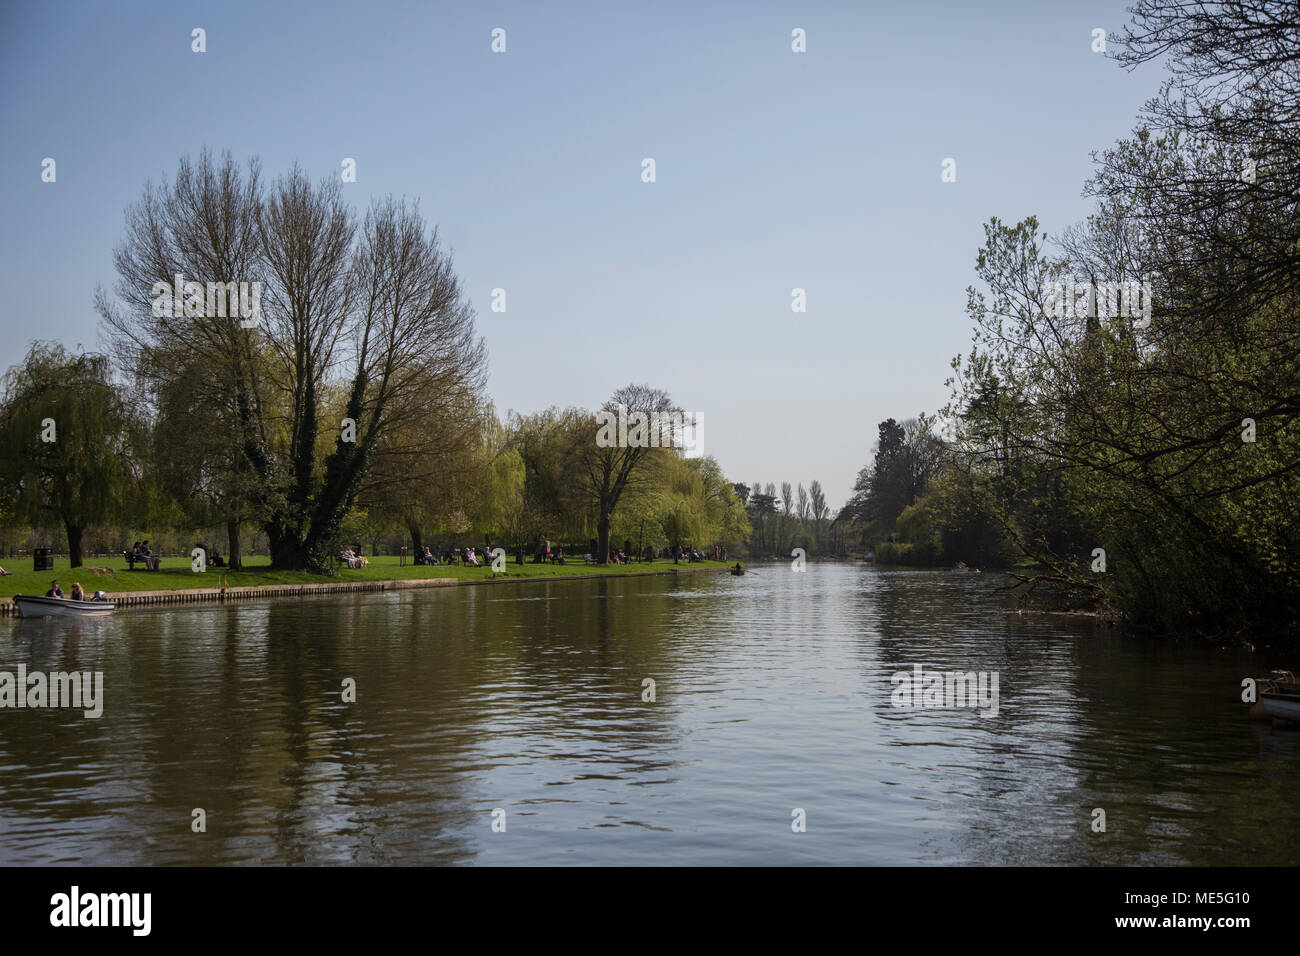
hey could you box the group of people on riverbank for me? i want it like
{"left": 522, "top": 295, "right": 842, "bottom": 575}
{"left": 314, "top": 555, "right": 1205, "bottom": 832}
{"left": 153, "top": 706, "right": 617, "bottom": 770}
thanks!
{"left": 671, "top": 544, "right": 725, "bottom": 563}
{"left": 413, "top": 545, "right": 492, "bottom": 567}
{"left": 347, "top": 538, "right": 728, "bottom": 571}
{"left": 532, "top": 540, "right": 566, "bottom": 564}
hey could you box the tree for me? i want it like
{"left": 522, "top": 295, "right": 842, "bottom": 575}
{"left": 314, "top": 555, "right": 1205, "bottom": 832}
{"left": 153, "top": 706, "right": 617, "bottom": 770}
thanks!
{"left": 145, "top": 345, "right": 259, "bottom": 568}
{"left": 362, "top": 387, "right": 490, "bottom": 556}
{"left": 746, "top": 486, "right": 777, "bottom": 553}
{"left": 655, "top": 456, "right": 749, "bottom": 554}
{"left": 465, "top": 412, "right": 527, "bottom": 549}
{"left": 808, "top": 480, "right": 829, "bottom": 550}
{"left": 573, "top": 384, "right": 677, "bottom": 564}
{"left": 0, "top": 344, "right": 133, "bottom": 568}
{"left": 98, "top": 151, "right": 487, "bottom": 570}
{"left": 507, "top": 407, "right": 587, "bottom": 551}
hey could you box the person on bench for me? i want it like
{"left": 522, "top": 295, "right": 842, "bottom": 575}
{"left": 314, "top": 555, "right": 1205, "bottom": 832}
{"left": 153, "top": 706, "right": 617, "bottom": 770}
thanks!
{"left": 139, "top": 541, "right": 161, "bottom": 571}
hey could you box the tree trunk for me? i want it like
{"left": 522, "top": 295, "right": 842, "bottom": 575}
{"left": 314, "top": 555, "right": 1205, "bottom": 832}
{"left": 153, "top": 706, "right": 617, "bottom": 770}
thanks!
{"left": 227, "top": 517, "right": 243, "bottom": 571}
{"left": 596, "top": 515, "right": 611, "bottom": 565}
{"left": 408, "top": 520, "right": 423, "bottom": 555}
{"left": 268, "top": 532, "right": 312, "bottom": 571}
{"left": 65, "top": 521, "right": 84, "bottom": 568}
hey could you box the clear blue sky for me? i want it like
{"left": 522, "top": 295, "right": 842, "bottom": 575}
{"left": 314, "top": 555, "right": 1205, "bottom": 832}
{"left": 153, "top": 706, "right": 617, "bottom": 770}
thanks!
{"left": 0, "top": 0, "right": 1158, "bottom": 509}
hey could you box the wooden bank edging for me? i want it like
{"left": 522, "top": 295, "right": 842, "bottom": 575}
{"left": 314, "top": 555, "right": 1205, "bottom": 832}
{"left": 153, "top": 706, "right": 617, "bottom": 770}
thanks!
{"left": 0, "top": 566, "right": 733, "bottom": 616}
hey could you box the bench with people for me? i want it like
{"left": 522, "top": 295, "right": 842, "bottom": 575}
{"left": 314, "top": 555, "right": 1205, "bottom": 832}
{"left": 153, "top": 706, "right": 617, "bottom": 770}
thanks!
{"left": 125, "top": 541, "right": 161, "bottom": 571}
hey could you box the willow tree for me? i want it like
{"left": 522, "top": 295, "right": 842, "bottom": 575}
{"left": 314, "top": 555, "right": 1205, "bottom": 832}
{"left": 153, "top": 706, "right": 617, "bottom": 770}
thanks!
{"left": 507, "top": 407, "right": 589, "bottom": 548}
{"left": 0, "top": 344, "right": 132, "bottom": 567}
{"left": 360, "top": 383, "right": 492, "bottom": 555}
{"left": 654, "top": 455, "right": 749, "bottom": 554}
{"left": 99, "top": 150, "right": 486, "bottom": 570}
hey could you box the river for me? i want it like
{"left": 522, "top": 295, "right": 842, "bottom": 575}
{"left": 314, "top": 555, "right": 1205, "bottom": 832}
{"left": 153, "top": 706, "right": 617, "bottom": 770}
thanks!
{"left": 1, "top": 563, "right": 1295, "bottom": 865}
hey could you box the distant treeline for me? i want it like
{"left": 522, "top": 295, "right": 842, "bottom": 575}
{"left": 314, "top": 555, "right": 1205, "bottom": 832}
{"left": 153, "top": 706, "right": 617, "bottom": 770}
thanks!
{"left": 732, "top": 480, "right": 855, "bottom": 558}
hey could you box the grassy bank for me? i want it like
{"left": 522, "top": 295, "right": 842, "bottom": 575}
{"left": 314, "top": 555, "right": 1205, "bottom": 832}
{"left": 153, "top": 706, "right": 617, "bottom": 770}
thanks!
{"left": 0, "top": 554, "right": 735, "bottom": 600}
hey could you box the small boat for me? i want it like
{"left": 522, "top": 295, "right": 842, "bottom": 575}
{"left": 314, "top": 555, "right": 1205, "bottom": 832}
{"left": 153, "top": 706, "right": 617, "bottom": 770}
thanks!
{"left": 730, "top": 565, "right": 746, "bottom": 576}
{"left": 13, "top": 594, "right": 115, "bottom": 618}
{"left": 1255, "top": 670, "right": 1300, "bottom": 722}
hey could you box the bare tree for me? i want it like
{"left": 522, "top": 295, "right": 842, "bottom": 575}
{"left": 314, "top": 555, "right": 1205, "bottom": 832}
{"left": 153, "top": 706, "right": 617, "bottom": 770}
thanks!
{"left": 573, "top": 384, "right": 676, "bottom": 564}
{"left": 98, "top": 151, "right": 486, "bottom": 570}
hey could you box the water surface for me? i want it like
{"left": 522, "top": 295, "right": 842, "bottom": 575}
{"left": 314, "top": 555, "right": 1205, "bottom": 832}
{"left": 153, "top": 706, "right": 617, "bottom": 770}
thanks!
{"left": 1, "top": 564, "right": 1295, "bottom": 865}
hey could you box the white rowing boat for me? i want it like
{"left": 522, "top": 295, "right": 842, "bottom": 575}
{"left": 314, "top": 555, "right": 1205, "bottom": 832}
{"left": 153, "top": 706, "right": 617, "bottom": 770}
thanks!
{"left": 13, "top": 594, "right": 115, "bottom": 618}
{"left": 1255, "top": 670, "right": 1300, "bottom": 722}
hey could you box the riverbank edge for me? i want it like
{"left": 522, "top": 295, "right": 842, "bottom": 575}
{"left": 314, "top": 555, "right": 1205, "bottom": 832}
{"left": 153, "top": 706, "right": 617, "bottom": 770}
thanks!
{"left": 0, "top": 565, "right": 735, "bottom": 616}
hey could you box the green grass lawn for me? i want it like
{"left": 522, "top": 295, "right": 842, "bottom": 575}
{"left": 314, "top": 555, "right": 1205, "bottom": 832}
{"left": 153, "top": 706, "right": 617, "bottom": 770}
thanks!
{"left": 0, "top": 553, "right": 734, "bottom": 599}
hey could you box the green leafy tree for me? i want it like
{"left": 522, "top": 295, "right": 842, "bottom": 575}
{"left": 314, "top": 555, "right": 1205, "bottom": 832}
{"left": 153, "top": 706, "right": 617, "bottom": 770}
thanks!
{"left": 0, "top": 344, "right": 133, "bottom": 568}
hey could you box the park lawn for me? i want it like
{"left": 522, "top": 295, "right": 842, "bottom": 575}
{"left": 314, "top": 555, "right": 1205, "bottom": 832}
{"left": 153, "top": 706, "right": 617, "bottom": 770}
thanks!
{"left": 0, "top": 553, "right": 733, "bottom": 599}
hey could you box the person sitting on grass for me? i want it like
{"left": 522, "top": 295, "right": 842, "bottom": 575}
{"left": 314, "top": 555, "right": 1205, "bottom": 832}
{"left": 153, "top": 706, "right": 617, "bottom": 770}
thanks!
{"left": 45, "top": 580, "right": 65, "bottom": 598}
{"left": 70, "top": 582, "right": 85, "bottom": 601}
{"left": 0, "top": 565, "right": 10, "bottom": 576}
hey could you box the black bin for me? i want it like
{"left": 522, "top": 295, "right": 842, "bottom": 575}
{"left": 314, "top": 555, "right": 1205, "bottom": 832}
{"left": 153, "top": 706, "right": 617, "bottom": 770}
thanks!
{"left": 33, "top": 548, "right": 54, "bottom": 572}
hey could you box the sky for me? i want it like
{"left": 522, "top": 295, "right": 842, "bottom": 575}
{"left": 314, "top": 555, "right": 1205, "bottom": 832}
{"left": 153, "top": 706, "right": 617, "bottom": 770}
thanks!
{"left": 0, "top": 0, "right": 1162, "bottom": 509}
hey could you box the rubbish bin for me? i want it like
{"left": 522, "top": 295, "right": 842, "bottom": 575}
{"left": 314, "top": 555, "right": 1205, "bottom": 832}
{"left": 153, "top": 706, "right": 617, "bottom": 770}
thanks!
{"left": 33, "top": 548, "right": 53, "bottom": 572}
